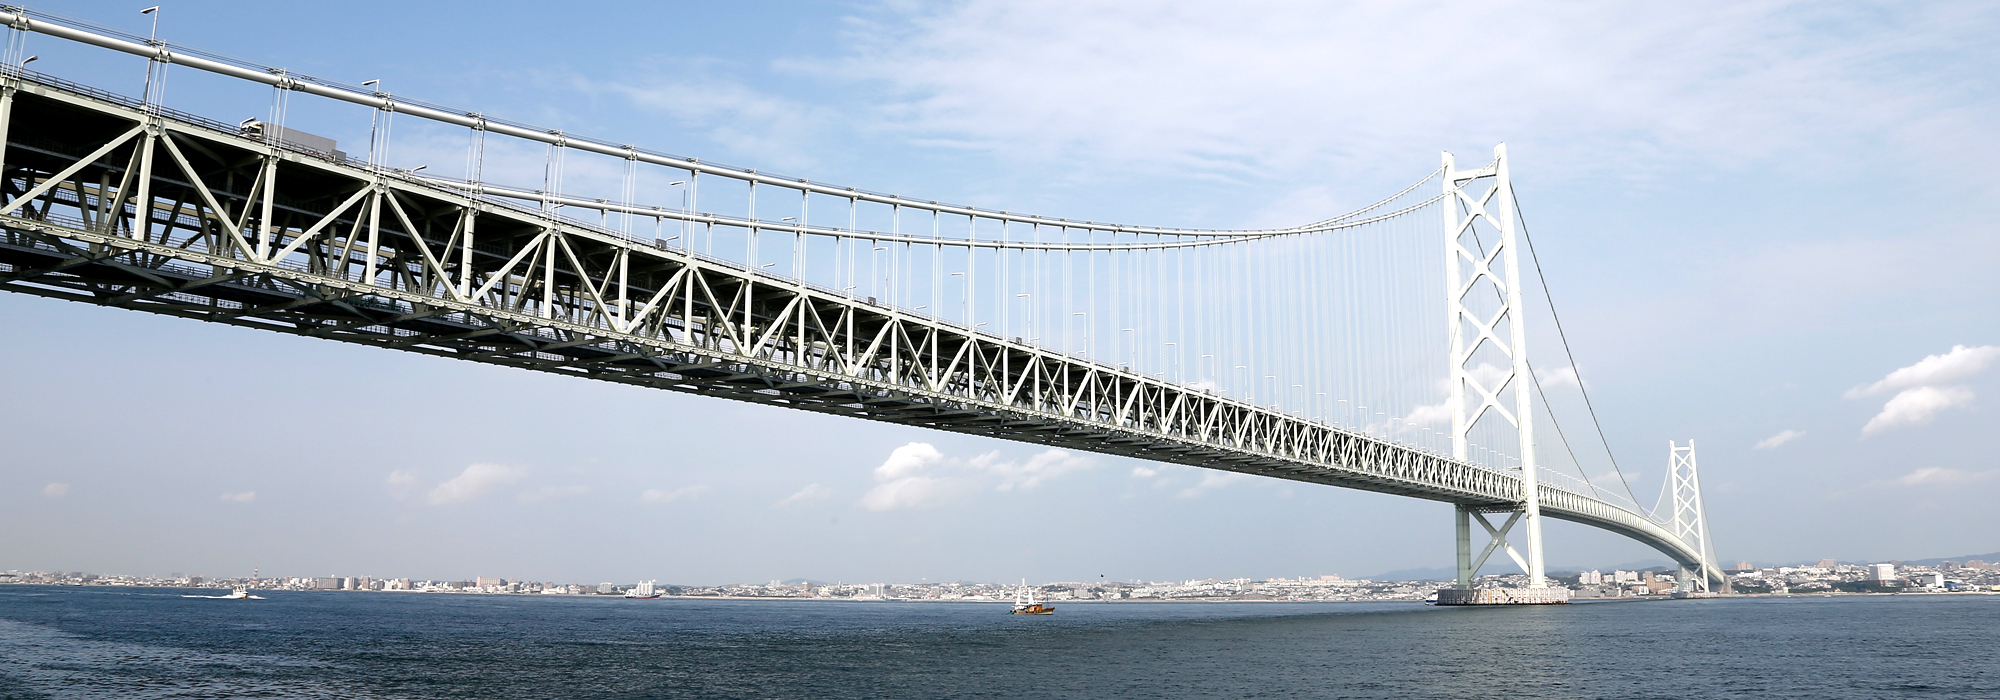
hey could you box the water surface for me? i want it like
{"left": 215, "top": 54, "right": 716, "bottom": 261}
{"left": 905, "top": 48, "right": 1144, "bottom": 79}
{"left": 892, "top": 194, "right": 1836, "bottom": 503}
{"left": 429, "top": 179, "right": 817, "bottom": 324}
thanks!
{"left": 0, "top": 586, "right": 1991, "bottom": 698}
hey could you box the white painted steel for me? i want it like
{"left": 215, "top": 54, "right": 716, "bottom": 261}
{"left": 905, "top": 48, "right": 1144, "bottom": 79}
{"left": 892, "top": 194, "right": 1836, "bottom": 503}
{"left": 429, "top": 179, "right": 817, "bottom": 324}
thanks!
{"left": 0, "top": 16, "right": 1728, "bottom": 589}
{"left": 1670, "top": 440, "right": 1716, "bottom": 593}
{"left": 1443, "top": 146, "right": 1550, "bottom": 591}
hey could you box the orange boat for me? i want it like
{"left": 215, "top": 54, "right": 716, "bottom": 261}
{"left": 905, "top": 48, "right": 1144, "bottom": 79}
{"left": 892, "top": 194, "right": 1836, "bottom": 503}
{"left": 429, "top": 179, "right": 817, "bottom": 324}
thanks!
{"left": 1009, "top": 579, "right": 1054, "bottom": 615}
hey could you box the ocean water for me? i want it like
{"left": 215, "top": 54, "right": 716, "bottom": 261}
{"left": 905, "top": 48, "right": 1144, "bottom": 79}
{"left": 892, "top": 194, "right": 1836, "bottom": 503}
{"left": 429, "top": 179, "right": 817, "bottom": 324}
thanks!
{"left": 0, "top": 586, "right": 1992, "bottom": 699}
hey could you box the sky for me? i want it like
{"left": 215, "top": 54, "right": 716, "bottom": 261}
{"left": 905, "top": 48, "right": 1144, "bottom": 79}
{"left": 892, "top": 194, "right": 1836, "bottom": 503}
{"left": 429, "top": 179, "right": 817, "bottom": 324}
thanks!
{"left": 4, "top": 0, "right": 1999, "bottom": 585}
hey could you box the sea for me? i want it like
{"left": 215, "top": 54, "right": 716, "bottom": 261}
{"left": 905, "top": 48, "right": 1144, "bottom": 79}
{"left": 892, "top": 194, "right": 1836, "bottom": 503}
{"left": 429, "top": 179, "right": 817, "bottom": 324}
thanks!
{"left": 0, "top": 586, "right": 1992, "bottom": 699}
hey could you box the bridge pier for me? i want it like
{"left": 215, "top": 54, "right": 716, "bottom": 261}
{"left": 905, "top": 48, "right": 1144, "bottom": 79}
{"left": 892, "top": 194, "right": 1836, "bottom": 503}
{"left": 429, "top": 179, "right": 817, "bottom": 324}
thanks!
{"left": 1454, "top": 506, "right": 1472, "bottom": 589}
{"left": 1438, "top": 504, "right": 1569, "bottom": 605}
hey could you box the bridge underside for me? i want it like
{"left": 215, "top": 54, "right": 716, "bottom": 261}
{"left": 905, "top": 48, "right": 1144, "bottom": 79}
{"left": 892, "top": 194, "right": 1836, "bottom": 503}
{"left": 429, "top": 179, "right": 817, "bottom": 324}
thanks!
{"left": 0, "top": 71, "right": 1721, "bottom": 587}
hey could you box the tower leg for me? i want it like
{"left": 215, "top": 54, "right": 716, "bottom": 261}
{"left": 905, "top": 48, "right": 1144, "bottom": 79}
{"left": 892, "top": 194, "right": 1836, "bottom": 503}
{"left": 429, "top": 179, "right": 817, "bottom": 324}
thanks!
{"left": 1455, "top": 506, "right": 1473, "bottom": 590}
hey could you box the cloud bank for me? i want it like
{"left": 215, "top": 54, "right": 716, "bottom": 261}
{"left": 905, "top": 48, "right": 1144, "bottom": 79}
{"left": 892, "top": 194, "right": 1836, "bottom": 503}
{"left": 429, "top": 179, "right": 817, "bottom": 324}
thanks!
{"left": 427, "top": 464, "right": 525, "bottom": 505}
{"left": 779, "top": 483, "right": 834, "bottom": 507}
{"left": 1754, "top": 430, "right": 1804, "bottom": 450}
{"left": 1896, "top": 467, "right": 1994, "bottom": 486}
{"left": 641, "top": 485, "right": 709, "bottom": 504}
{"left": 1853, "top": 345, "right": 1997, "bottom": 434}
{"left": 821, "top": 0, "right": 2000, "bottom": 192}
{"left": 860, "top": 442, "right": 1091, "bottom": 511}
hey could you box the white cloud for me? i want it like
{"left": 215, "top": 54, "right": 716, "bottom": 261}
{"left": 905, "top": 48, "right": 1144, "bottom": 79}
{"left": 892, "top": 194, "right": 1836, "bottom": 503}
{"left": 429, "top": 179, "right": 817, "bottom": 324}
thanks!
{"left": 861, "top": 442, "right": 958, "bottom": 511}
{"left": 1895, "top": 467, "right": 1995, "bottom": 486}
{"left": 1404, "top": 402, "right": 1452, "bottom": 427}
{"left": 1848, "top": 345, "right": 2000, "bottom": 398}
{"left": 874, "top": 442, "right": 945, "bottom": 481}
{"left": 1178, "top": 471, "right": 1250, "bottom": 498}
{"left": 519, "top": 485, "right": 590, "bottom": 504}
{"left": 1753, "top": 430, "right": 1805, "bottom": 450}
{"left": 823, "top": 1, "right": 1995, "bottom": 191}
{"left": 973, "top": 449, "right": 1092, "bottom": 491}
{"left": 1465, "top": 363, "right": 1513, "bottom": 393}
{"left": 581, "top": 66, "right": 833, "bottom": 172}
{"left": 41, "top": 483, "right": 68, "bottom": 498}
{"left": 385, "top": 470, "right": 420, "bottom": 500}
{"left": 859, "top": 473, "right": 952, "bottom": 511}
{"left": 1587, "top": 471, "right": 1638, "bottom": 490}
{"left": 640, "top": 485, "right": 709, "bottom": 504}
{"left": 426, "top": 464, "right": 526, "bottom": 505}
{"left": 779, "top": 483, "right": 834, "bottom": 506}
{"left": 219, "top": 492, "right": 256, "bottom": 503}
{"left": 1130, "top": 466, "right": 1159, "bottom": 478}
{"left": 1863, "top": 386, "right": 1976, "bottom": 435}
{"left": 1849, "top": 345, "right": 1996, "bottom": 435}
{"left": 1539, "top": 366, "right": 1583, "bottom": 390}
{"left": 859, "top": 442, "right": 1094, "bottom": 511}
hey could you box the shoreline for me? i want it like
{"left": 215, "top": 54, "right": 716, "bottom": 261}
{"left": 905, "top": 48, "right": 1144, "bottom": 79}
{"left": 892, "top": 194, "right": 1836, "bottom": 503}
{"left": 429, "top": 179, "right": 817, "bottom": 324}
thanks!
{"left": 14, "top": 583, "right": 1997, "bottom": 603}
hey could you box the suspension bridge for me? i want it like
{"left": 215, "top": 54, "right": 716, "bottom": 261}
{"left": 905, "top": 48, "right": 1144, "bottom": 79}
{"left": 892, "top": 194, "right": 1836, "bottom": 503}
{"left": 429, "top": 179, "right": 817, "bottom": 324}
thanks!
{"left": 0, "top": 7, "right": 1721, "bottom": 602}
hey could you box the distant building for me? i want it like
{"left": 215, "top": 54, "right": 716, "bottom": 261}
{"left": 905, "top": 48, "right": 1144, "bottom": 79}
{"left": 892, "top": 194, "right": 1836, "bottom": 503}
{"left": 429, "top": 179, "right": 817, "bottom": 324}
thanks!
{"left": 1917, "top": 572, "right": 1944, "bottom": 588}
{"left": 597, "top": 582, "right": 617, "bottom": 595}
{"left": 1320, "top": 574, "right": 1343, "bottom": 581}
{"left": 1817, "top": 559, "right": 1839, "bottom": 569}
{"left": 1579, "top": 570, "right": 1603, "bottom": 585}
{"left": 1868, "top": 564, "right": 1896, "bottom": 582}
{"left": 1731, "top": 561, "right": 1754, "bottom": 571}
{"left": 476, "top": 576, "right": 504, "bottom": 589}
{"left": 1612, "top": 570, "right": 1639, "bottom": 583}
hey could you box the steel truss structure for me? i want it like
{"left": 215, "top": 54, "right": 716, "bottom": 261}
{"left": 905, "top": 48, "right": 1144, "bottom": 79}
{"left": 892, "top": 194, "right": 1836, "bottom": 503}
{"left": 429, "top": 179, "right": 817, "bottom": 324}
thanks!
{"left": 1443, "top": 146, "right": 1552, "bottom": 591}
{"left": 0, "top": 7, "right": 1722, "bottom": 588}
{"left": 1669, "top": 441, "right": 1719, "bottom": 593}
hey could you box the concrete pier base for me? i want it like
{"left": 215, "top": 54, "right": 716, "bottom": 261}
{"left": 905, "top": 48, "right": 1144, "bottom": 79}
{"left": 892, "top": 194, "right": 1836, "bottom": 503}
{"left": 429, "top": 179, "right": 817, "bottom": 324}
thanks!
{"left": 1434, "top": 587, "right": 1571, "bottom": 605}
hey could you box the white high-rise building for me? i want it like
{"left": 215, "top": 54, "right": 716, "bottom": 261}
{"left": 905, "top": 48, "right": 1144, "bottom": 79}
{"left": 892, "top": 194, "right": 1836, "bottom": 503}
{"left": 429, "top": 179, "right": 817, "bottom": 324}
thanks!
{"left": 1868, "top": 564, "right": 1896, "bottom": 582}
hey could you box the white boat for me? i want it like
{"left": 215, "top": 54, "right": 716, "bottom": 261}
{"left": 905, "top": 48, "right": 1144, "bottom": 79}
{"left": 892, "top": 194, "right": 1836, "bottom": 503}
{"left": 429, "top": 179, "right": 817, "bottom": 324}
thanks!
{"left": 182, "top": 587, "right": 264, "bottom": 600}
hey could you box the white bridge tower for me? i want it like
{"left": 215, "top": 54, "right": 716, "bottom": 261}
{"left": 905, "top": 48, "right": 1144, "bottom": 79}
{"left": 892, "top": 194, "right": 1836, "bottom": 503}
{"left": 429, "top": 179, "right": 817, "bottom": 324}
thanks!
{"left": 1438, "top": 145, "right": 1566, "bottom": 605}
{"left": 1670, "top": 440, "right": 1718, "bottom": 594}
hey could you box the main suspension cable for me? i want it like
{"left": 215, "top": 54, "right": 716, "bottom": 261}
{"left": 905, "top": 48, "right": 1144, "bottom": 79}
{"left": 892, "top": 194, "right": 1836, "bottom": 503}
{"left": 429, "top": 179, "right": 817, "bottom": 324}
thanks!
{"left": 1513, "top": 193, "right": 1646, "bottom": 513}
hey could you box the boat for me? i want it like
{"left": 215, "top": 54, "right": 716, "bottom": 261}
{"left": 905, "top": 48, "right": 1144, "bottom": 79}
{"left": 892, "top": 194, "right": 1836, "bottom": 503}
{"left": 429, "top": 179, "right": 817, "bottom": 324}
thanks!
{"left": 625, "top": 580, "right": 662, "bottom": 599}
{"left": 182, "top": 587, "right": 264, "bottom": 600}
{"left": 1009, "top": 579, "right": 1054, "bottom": 615}
{"left": 1423, "top": 593, "right": 1439, "bottom": 605}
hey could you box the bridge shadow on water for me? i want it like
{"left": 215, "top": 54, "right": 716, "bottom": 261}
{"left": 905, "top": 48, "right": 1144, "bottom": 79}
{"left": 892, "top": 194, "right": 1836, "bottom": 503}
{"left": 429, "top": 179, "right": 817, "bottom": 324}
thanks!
{"left": 0, "top": 586, "right": 1992, "bottom": 699}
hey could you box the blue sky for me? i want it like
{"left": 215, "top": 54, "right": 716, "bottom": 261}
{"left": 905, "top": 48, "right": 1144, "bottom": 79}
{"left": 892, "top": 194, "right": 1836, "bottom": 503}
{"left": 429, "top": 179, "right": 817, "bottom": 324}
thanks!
{"left": 5, "top": 0, "right": 1999, "bottom": 585}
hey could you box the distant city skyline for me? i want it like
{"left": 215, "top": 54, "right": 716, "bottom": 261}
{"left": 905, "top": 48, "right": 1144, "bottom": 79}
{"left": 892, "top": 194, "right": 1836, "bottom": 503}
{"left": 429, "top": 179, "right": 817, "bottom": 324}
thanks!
{"left": 6, "top": 1, "right": 1999, "bottom": 585}
{"left": 16, "top": 545, "right": 2000, "bottom": 593}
